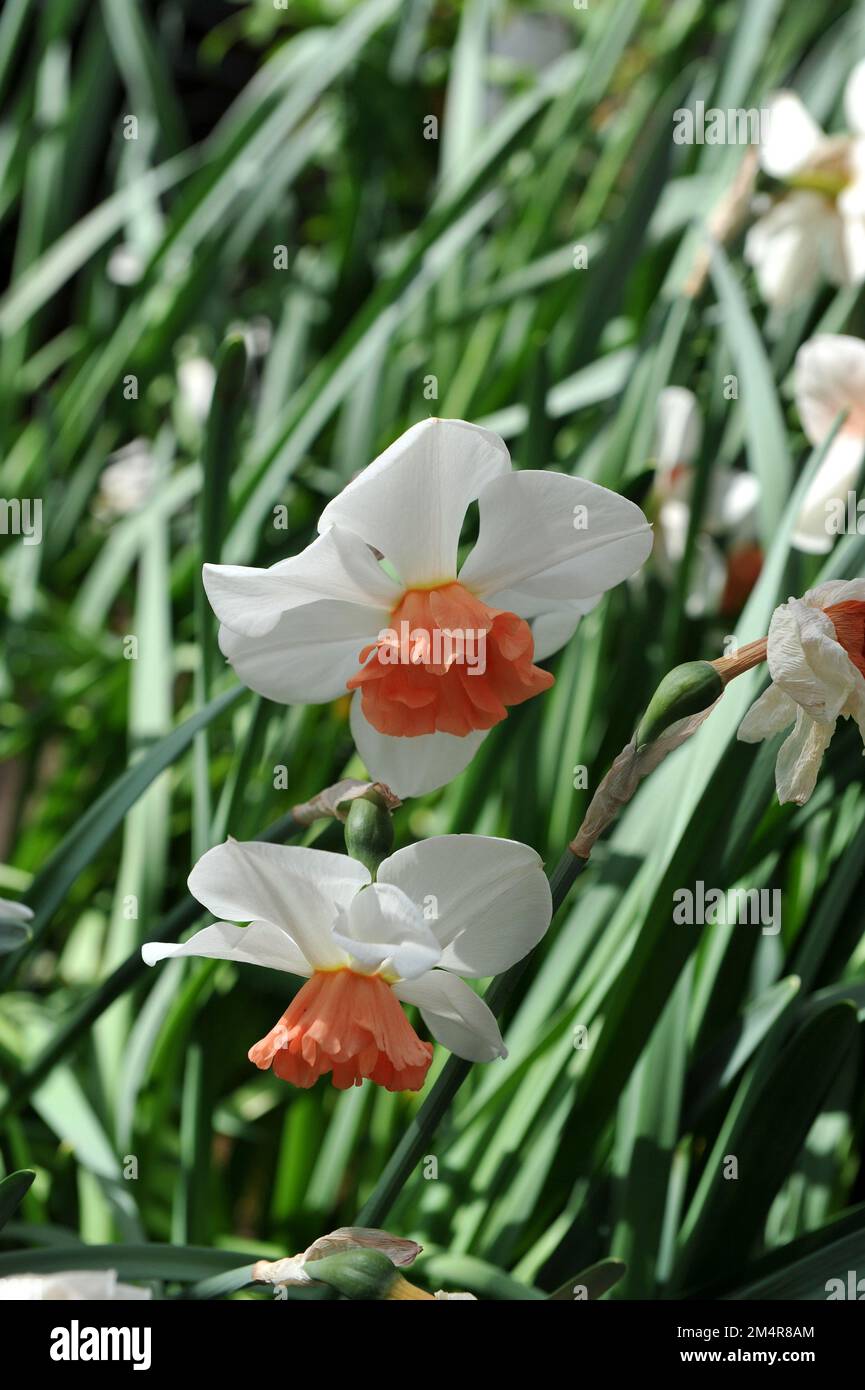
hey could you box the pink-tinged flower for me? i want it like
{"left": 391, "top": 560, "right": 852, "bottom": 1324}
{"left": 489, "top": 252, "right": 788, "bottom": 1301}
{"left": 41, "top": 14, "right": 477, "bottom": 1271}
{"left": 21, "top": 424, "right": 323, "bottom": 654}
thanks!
{"left": 142, "top": 835, "right": 552, "bottom": 1092}
{"left": 792, "top": 334, "right": 865, "bottom": 553}
{"left": 738, "top": 580, "right": 865, "bottom": 804}
{"left": 203, "top": 418, "right": 651, "bottom": 796}
{"left": 745, "top": 66, "right": 865, "bottom": 308}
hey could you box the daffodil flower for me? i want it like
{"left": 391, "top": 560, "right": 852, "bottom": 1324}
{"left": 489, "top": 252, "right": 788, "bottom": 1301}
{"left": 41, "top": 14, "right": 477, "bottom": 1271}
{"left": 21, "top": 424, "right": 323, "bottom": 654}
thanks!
{"left": 738, "top": 580, "right": 865, "bottom": 803}
{"left": 745, "top": 64, "right": 865, "bottom": 308}
{"left": 792, "top": 334, "right": 865, "bottom": 553}
{"left": 142, "top": 835, "right": 552, "bottom": 1092}
{"left": 651, "top": 387, "right": 760, "bottom": 616}
{"left": 203, "top": 418, "right": 651, "bottom": 796}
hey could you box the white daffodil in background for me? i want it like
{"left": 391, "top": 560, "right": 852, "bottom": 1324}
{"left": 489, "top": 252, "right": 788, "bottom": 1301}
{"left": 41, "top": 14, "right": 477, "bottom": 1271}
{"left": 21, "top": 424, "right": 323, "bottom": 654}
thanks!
{"left": 792, "top": 334, "right": 865, "bottom": 552}
{"left": 0, "top": 897, "right": 33, "bottom": 955}
{"left": 142, "top": 835, "right": 552, "bottom": 1092}
{"left": 738, "top": 580, "right": 865, "bottom": 804}
{"left": 203, "top": 418, "right": 652, "bottom": 797}
{"left": 651, "top": 387, "right": 761, "bottom": 616}
{"left": 745, "top": 63, "right": 865, "bottom": 308}
{"left": 0, "top": 1271, "right": 150, "bottom": 1300}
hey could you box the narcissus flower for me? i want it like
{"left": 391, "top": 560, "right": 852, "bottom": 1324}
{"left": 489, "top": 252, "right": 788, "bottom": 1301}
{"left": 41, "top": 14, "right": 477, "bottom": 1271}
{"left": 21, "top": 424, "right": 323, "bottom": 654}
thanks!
{"left": 203, "top": 418, "right": 651, "bottom": 796}
{"left": 651, "top": 387, "right": 760, "bottom": 616}
{"left": 738, "top": 580, "right": 865, "bottom": 804}
{"left": 142, "top": 835, "right": 552, "bottom": 1091}
{"left": 792, "top": 334, "right": 865, "bottom": 552}
{"left": 745, "top": 65, "right": 865, "bottom": 308}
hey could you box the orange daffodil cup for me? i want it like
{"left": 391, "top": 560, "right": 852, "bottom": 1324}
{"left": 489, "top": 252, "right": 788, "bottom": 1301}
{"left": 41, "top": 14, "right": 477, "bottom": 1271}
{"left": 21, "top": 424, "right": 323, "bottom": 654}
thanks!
{"left": 142, "top": 834, "right": 552, "bottom": 1092}
{"left": 202, "top": 418, "right": 652, "bottom": 796}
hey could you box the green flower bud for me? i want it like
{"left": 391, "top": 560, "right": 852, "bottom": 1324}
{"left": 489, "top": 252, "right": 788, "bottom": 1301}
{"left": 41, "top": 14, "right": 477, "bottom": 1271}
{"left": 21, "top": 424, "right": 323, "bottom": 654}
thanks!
{"left": 304, "top": 1249, "right": 433, "bottom": 1299}
{"left": 343, "top": 793, "right": 395, "bottom": 878}
{"left": 635, "top": 660, "right": 723, "bottom": 749}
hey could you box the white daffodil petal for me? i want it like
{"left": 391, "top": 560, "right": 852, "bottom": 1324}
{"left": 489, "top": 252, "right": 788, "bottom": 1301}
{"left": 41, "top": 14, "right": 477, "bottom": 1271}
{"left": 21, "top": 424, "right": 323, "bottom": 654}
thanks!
{"left": 760, "top": 92, "right": 824, "bottom": 178}
{"left": 458, "top": 471, "right": 652, "bottom": 605}
{"left": 794, "top": 333, "right": 865, "bottom": 445}
{"left": 188, "top": 840, "right": 369, "bottom": 971}
{"left": 219, "top": 599, "right": 384, "bottom": 704}
{"left": 142, "top": 919, "right": 312, "bottom": 976}
{"left": 768, "top": 598, "right": 856, "bottom": 722}
{"left": 0, "top": 899, "right": 33, "bottom": 923}
{"left": 845, "top": 60, "right": 865, "bottom": 136}
{"left": 737, "top": 682, "right": 798, "bottom": 742}
{"left": 350, "top": 693, "right": 488, "bottom": 797}
{"left": 653, "top": 385, "right": 702, "bottom": 475}
{"left": 203, "top": 529, "right": 400, "bottom": 639}
{"left": 707, "top": 470, "right": 760, "bottom": 536}
{"left": 792, "top": 433, "right": 865, "bottom": 553}
{"left": 774, "top": 709, "right": 836, "bottom": 805}
{"left": 332, "top": 882, "right": 441, "bottom": 980}
{"left": 0, "top": 1271, "right": 151, "bottom": 1301}
{"left": 378, "top": 835, "right": 551, "bottom": 978}
{"left": 744, "top": 194, "right": 829, "bottom": 309}
{"left": 530, "top": 602, "right": 596, "bottom": 662}
{"left": 318, "top": 418, "right": 511, "bottom": 589}
{"left": 394, "top": 970, "right": 506, "bottom": 1061}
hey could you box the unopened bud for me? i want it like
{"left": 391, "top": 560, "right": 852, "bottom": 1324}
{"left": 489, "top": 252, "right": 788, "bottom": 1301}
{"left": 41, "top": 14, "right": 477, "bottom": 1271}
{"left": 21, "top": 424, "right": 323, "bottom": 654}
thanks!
{"left": 305, "top": 1249, "right": 433, "bottom": 1300}
{"left": 635, "top": 660, "right": 723, "bottom": 749}
{"left": 343, "top": 793, "right": 394, "bottom": 878}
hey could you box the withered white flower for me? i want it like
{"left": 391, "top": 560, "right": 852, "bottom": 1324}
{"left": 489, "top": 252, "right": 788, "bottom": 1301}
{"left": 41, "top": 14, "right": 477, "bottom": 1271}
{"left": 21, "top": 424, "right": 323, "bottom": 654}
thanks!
{"left": 203, "top": 418, "right": 652, "bottom": 797}
{"left": 738, "top": 580, "right": 865, "bottom": 804}
{"left": 792, "top": 334, "right": 865, "bottom": 553}
{"left": 745, "top": 65, "right": 865, "bottom": 308}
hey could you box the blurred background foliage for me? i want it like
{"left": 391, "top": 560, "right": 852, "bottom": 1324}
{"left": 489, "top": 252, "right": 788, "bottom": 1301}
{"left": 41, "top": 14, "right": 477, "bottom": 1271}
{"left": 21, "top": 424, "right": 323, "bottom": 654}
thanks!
{"left": 1, "top": 0, "right": 865, "bottom": 1299}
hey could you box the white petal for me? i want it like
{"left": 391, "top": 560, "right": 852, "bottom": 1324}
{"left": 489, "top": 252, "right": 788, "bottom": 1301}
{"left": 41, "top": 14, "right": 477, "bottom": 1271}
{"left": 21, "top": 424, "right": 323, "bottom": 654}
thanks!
{"left": 395, "top": 970, "right": 506, "bottom": 1061}
{"left": 794, "top": 333, "right": 865, "bottom": 445}
{"left": 219, "top": 599, "right": 383, "bottom": 704}
{"left": 318, "top": 418, "right": 511, "bottom": 589}
{"left": 839, "top": 208, "right": 865, "bottom": 286}
{"left": 332, "top": 882, "right": 441, "bottom": 980}
{"left": 760, "top": 92, "right": 824, "bottom": 178}
{"left": 142, "top": 919, "right": 312, "bottom": 976}
{"left": 203, "top": 528, "right": 400, "bottom": 639}
{"left": 188, "top": 840, "right": 369, "bottom": 971}
{"left": 350, "top": 693, "right": 488, "bottom": 797}
{"left": 653, "top": 386, "right": 702, "bottom": 475}
{"left": 706, "top": 470, "right": 760, "bottom": 536}
{"left": 0, "top": 899, "right": 33, "bottom": 923}
{"left": 792, "top": 433, "right": 865, "bottom": 554}
{"left": 737, "top": 682, "right": 798, "bottom": 742}
{"left": 378, "top": 835, "right": 552, "bottom": 978}
{"left": 803, "top": 577, "right": 865, "bottom": 609}
{"left": 768, "top": 596, "right": 860, "bottom": 722}
{"left": 530, "top": 602, "right": 596, "bottom": 662}
{"left": 744, "top": 194, "right": 829, "bottom": 308}
{"left": 458, "top": 470, "right": 652, "bottom": 606}
{"left": 774, "top": 709, "right": 835, "bottom": 805}
{"left": 0, "top": 1271, "right": 150, "bottom": 1301}
{"left": 845, "top": 60, "right": 865, "bottom": 135}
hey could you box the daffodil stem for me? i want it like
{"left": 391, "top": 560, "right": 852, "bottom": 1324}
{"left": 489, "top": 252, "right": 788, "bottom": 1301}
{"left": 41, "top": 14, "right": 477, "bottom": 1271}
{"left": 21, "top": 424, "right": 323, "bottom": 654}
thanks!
{"left": 355, "top": 848, "right": 588, "bottom": 1229}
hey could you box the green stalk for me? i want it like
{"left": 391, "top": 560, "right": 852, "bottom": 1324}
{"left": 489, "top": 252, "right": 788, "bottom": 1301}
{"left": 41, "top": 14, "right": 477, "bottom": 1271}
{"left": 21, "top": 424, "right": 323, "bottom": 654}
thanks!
{"left": 355, "top": 847, "right": 588, "bottom": 1228}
